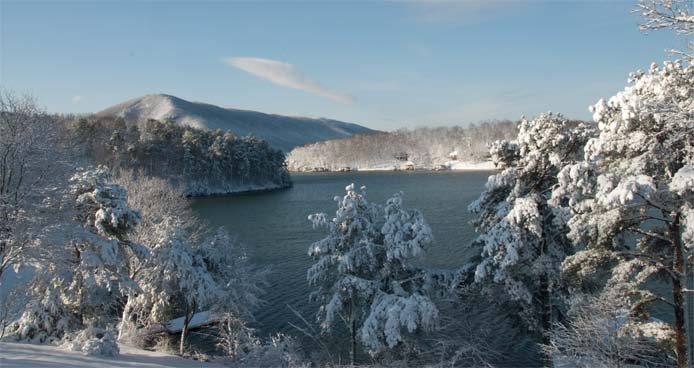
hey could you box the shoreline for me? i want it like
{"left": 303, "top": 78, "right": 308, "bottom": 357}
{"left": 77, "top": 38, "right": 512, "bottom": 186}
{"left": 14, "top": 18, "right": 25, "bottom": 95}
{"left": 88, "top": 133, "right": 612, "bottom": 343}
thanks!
{"left": 288, "top": 161, "right": 496, "bottom": 173}
{"left": 184, "top": 182, "right": 293, "bottom": 198}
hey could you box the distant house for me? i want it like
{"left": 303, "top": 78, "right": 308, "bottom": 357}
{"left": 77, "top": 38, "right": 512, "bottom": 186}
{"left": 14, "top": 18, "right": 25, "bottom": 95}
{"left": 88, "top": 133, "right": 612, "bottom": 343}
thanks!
{"left": 395, "top": 152, "right": 408, "bottom": 161}
{"left": 449, "top": 150, "right": 459, "bottom": 161}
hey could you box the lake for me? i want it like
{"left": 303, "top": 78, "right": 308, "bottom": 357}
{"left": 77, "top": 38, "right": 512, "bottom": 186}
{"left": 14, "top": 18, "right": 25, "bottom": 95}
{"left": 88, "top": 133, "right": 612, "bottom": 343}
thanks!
{"left": 191, "top": 170, "right": 491, "bottom": 350}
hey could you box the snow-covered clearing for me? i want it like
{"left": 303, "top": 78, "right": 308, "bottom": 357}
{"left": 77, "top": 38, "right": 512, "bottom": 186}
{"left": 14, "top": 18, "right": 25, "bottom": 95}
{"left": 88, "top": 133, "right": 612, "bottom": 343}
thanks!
{"left": 353, "top": 160, "right": 496, "bottom": 172}
{"left": 0, "top": 342, "right": 224, "bottom": 368}
{"left": 446, "top": 160, "right": 496, "bottom": 171}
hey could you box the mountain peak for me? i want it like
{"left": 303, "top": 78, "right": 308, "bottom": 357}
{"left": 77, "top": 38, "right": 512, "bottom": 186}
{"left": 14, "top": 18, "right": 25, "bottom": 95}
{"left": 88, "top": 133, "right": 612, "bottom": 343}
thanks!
{"left": 97, "top": 94, "right": 375, "bottom": 152}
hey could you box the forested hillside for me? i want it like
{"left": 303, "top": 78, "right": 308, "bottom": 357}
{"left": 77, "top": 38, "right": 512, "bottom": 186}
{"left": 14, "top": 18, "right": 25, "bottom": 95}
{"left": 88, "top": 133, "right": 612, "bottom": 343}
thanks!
{"left": 286, "top": 121, "right": 520, "bottom": 171}
{"left": 73, "top": 116, "right": 291, "bottom": 196}
{"left": 97, "top": 94, "right": 376, "bottom": 152}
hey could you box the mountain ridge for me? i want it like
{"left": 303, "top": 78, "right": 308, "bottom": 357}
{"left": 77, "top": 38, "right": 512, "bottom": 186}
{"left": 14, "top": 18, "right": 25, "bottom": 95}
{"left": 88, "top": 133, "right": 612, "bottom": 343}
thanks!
{"left": 97, "top": 94, "right": 376, "bottom": 152}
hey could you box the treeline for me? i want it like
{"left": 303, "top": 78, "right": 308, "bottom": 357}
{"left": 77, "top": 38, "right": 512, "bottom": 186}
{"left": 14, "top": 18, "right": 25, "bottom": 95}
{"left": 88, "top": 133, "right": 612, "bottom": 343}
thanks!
{"left": 287, "top": 121, "right": 520, "bottom": 171}
{"left": 73, "top": 117, "right": 291, "bottom": 195}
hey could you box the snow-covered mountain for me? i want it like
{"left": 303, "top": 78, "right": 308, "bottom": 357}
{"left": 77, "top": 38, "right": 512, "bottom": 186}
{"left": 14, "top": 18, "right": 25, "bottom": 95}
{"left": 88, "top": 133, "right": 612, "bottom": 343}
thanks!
{"left": 97, "top": 94, "right": 375, "bottom": 152}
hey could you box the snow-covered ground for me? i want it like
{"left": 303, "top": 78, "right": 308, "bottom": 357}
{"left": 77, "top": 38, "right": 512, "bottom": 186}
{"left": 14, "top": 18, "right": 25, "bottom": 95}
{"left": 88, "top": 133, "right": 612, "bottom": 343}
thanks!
{"left": 356, "top": 164, "right": 400, "bottom": 171}
{"left": 354, "top": 160, "right": 496, "bottom": 172}
{"left": 446, "top": 160, "right": 496, "bottom": 171}
{"left": 293, "top": 160, "right": 496, "bottom": 172}
{"left": 0, "top": 342, "right": 224, "bottom": 368}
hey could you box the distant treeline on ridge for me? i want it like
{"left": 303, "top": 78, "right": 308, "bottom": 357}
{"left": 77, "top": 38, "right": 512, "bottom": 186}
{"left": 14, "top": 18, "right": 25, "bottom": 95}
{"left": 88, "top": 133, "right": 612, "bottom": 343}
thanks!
{"left": 287, "top": 120, "right": 522, "bottom": 171}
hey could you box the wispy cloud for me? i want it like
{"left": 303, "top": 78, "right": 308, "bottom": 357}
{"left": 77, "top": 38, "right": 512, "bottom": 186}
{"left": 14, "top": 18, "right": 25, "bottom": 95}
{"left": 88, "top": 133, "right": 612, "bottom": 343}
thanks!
{"left": 223, "top": 57, "right": 354, "bottom": 104}
{"left": 72, "top": 95, "right": 83, "bottom": 103}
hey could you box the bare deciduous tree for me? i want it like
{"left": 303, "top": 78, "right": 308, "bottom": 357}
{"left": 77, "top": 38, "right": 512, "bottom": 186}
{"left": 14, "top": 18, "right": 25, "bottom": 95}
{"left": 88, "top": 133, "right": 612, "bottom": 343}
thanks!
{"left": 637, "top": 0, "right": 694, "bottom": 56}
{"left": 0, "top": 90, "right": 62, "bottom": 279}
{"left": 544, "top": 293, "right": 675, "bottom": 368}
{"left": 638, "top": 0, "right": 694, "bottom": 35}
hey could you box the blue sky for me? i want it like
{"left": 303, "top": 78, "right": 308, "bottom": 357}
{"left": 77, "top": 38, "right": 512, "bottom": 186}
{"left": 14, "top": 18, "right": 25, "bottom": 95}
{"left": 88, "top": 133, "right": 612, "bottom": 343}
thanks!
{"left": 0, "top": 0, "right": 685, "bottom": 130}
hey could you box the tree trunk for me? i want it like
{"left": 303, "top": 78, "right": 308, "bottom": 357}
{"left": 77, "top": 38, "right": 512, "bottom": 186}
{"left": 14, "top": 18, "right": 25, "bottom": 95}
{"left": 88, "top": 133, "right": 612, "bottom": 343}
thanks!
{"left": 540, "top": 273, "right": 552, "bottom": 367}
{"left": 351, "top": 317, "right": 357, "bottom": 366}
{"left": 538, "top": 230, "right": 552, "bottom": 367}
{"left": 179, "top": 299, "right": 196, "bottom": 356}
{"left": 117, "top": 300, "right": 130, "bottom": 342}
{"left": 179, "top": 311, "right": 189, "bottom": 356}
{"left": 350, "top": 302, "right": 357, "bottom": 366}
{"left": 671, "top": 213, "right": 689, "bottom": 368}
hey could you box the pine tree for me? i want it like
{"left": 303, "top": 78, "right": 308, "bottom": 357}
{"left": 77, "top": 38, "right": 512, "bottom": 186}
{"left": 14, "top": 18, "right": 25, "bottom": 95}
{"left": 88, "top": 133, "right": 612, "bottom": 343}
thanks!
{"left": 468, "top": 114, "right": 593, "bottom": 363}
{"left": 555, "top": 61, "right": 694, "bottom": 367}
{"left": 308, "top": 184, "right": 437, "bottom": 363}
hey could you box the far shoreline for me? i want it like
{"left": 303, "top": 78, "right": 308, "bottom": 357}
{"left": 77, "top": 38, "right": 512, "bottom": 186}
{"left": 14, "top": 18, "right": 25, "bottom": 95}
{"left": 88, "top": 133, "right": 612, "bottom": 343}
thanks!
{"left": 288, "top": 161, "right": 497, "bottom": 173}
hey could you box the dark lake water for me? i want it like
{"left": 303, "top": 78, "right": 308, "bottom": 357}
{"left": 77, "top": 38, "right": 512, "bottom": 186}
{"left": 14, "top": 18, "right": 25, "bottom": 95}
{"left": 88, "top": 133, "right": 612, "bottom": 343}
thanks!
{"left": 191, "top": 171, "right": 491, "bottom": 347}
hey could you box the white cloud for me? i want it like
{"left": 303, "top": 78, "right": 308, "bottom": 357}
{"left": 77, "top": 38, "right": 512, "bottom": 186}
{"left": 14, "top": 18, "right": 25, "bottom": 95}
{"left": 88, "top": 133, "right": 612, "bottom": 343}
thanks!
{"left": 223, "top": 57, "right": 354, "bottom": 104}
{"left": 72, "top": 95, "right": 83, "bottom": 102}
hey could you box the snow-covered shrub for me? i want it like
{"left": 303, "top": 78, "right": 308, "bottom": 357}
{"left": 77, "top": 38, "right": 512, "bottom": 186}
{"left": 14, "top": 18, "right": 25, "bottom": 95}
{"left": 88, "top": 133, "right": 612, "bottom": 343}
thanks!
{"left": 122, "top": 217, "right": 264, "bottom": 355}
{"left": 124, "top": 219, "right": 218, "bottom": 355}
{"left": 10, "top": 276, "right": 77, "bottom": 343}
{"left": 308, "top": 184, "right": 437, "bottom": 362}
{"left": 61, "top": 326, "right": 119, "bottom": 357}
{"left": 545, "top": 293, "right": 674, "bottom": 367}
{"left": 233, "top": 333, "right": 304, "bottom": 368}
{"left": 215, "top": 314, "right": 304, "bottom": 367}
{"left": 419, "top": 275, "right": 542, "bottom": 368}
{"left": 215, "top": 315, "right": 259, "bottom": 361}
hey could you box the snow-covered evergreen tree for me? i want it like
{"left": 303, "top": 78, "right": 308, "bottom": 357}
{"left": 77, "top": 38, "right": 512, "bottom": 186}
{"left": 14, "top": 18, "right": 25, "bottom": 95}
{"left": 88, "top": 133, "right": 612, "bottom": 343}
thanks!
{"left": 65, "top": 168, "right": 143, "bottom": 329}
{"left": 554, "top": 60, "right": 694, "bottom": 367}
{"left": 124, "top": 218, "right": 217, "bottom": 355}
{"left": 308, "top": 184, "right": 437, "bottom": 363}
{"left": 467, "top": 114, "right": 593, "bottom": 357}
{"left": 10, "top": 167, "right": 144, "bottom": 351}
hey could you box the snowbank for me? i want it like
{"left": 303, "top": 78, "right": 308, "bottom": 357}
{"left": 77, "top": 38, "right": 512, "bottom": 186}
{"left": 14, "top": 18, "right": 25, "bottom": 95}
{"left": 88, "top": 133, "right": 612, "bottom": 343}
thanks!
{"left": 0, "top": 342, "right": 224, "bottom": 368}
{"left": 165, "top": 311, "right": 222, "bottom": 333}
{"left": 357, "top": 164, "right": 400, "bottom": 172}
{"left": 447, "top": 160, "right": 496, "bottom": 171}
{"left": 354, "top": 160, "right": 496, "bottom": 172}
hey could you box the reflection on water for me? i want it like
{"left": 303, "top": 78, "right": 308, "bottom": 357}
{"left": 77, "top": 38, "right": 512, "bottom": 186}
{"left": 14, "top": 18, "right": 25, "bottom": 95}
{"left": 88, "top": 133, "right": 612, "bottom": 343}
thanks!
{"left": 191, "top": 171, "right": 490, "bottom": 353}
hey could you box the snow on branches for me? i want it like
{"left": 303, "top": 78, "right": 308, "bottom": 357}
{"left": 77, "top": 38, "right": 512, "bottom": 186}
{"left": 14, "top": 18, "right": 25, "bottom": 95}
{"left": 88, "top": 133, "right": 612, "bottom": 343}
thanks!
{"left": 554, "top": 59, "right": 694, "bottom": 366}
{"left": 9, "top": 168, "right": 144, "bottom": 348}
{"left": 468, "top": 113, "right": 592, "bottom": 332}
{"left": 307, "top": 184, "right": 437, "bottom": 359}
{"left": 72, "top": 167, "right": 140, "bottom": 241}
